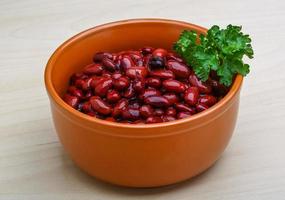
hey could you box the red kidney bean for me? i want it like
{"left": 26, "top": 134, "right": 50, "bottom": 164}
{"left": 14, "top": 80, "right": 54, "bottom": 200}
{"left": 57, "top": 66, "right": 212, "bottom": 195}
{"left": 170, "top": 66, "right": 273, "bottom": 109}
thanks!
{"left": 102, "top": 72, "right": 112, "bottom": 78}
{"left": 102, "top": 57, "right": 116, "bottom": 72}
{"left": 162, "top": 80, "right": 186, "bottom": 93}
{"left": 145, "top": 77, "right": 161, "bottom": 88}
{"left": 165, "top": 107, "right": 176, "bottom": 117}
{"left": 93, "top": 52, "right": 113, "bottom": 62}
{"left": 184, "top": 86, "right": 199, "bottom": 106}
{"left": 153, "top": 108, "right": 164, "bottom": 116}
{"left": 84, "top": 90, "right": 93, "bottom": 99}
{"left": 141, "top": 47, "right": 154, "bottom": 55}
{"left": 210, "top": 79, "right": 229, "bottom": 96}
{"left": 89, "top": 76, "right": 103, "bottom": 88}
{"left": 162, "top": 115, "right": 176, "bottom": 122}
{"left": 163, "top": 93, "right": 179, "bottom": 105}
{"left": 128, "top": 100, "right": 141, "bottom": 109}
{"left": 130, "top": 52, "right": 144, "bottom": 66}
{"left": 121, "top": 107, "right": 140, "bottom": 120}
{"left": 107, "top": 90, "right": 121, "bottom": 103}
{"left": 90, "top": 96, "right": 112, "bottom": 115}
{"left": 120, "top": 55, "right": 135, "bottom": 70}
{"left": 149, "top": 70, "right": 175, "bottom": 79}
{"left": 63, "top": 94, "right": 79, "bottom": 108}
{"left": 166, "top": 53, "right": 184, "bottom": 63}
{"left": 196, "top": 103, "right": 209, "bottom": 113}
{"left": 123, "top": 83, "right": 135, "bottom": 98}
{"left": 67, "top": 86, "right": 84, "bottom": 99}
{"left": 146, "top": 116, "right": 163, "bottom": 124}
{"left": 133, "top": 79, "right": 145, "bottom": 93}
{"left": 112, "top": 72, "right": 122, "bottom": 80}
{"left": 189, "top": 73, "right": 212, "bottom": 94}
{"left": 75, "top": 79, "right": 86, "bottom": 90}
{"left": 139, "top": 105, "right": 154, "bottom": 118}
{"left": 144, "top": 95, "right": 170, "bottom": 107}
{"left": 152, "top": 48, "right": 167, "bottom": 58}
{"left": 94, "top": 78, "right": 113, "bottom": 97}
{"left": 105, "top": 117, "right": 116, "bottom": 122}
{"left": 112, "top": 99, "right": 128, "bottom": 117}
{"left": 83, "top": 63, "right": 103, "bottom": 75}
{"left": 70, "top": 72, "right": 88, "bottom": 84}
{"left": 166, "top": 60, "right": 190, "bottom": 78}
{"left": 82, "top": 101, "right": 93, "bottom": 113}
{"left": 139, "top": 88, "right": 161, "bottom": 100}
{"left": 113, "top": 76, "right": 130, "bottom": 91}
{"left": 199, "top": 95, "right": 217, "bottom": 107}
{"left": 143, "top": 54, "right": 152, "bottom": 66}
{"left": 175, "top": 103, "right": 196, "bottom": 114}
{"left": 86, "top": 112, "right": 96, "bottom": 117}
{"left": 177, "top": 112, "right": 191, "bottom": 119}
{"left": 126, "top": 67, "right": 148, "bottom": 79}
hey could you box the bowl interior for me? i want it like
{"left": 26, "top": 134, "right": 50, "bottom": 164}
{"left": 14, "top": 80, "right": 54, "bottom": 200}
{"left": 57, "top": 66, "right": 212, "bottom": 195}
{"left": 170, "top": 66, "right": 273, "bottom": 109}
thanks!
{"left": 49, "top": 19, "right": 206, "bottom": 96}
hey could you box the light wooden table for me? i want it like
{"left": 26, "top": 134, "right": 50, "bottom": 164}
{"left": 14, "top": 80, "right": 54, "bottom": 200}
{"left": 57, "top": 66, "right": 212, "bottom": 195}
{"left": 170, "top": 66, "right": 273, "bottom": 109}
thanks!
{"left": 1, "top": 0, "right": 285, "bottom": 199}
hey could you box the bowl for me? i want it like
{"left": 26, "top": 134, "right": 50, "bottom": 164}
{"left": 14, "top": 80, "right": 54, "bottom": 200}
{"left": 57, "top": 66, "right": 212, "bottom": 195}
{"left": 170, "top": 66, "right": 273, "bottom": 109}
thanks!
{"left": 44, "top": 19, "right": 243, "bottom": 187}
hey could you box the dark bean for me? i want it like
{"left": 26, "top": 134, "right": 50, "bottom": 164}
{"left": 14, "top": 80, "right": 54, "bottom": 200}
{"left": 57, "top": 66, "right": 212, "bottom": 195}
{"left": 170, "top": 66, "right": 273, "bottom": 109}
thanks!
{"left": 162, "top": 79, "right": 186, "bottom": 93}
{"left": 106, "top": 90, "right": 121, "bottom": 103}
{"left": 63, "top": 94, "right": 79, "bottom": 108}
{"left": 67, "top": 86, "right": 84, "bottom": 99}
{"left": 121, "top": 107, "right": 140, "bottom": 120}
{"left": 94, "top": 78, "right": 113, "bottom": 97}
{"left": 165, "top": 107, "right": 176, "bottom": 117}
{"left": 166, "top": 60, "right": 190, "bottom": 78}
{"left": 146, "top": 116, "right": 163, "bottom": 124}
{"left": 102, "top": 57, "right": 116, "bottom": 72}
{"left": 189, "top": 73, "right": 212, "bottom": 94}
{"left": 153, "top": 108, "right": 164, "bottom": 116}
{"left": 199, "top": 95, "right": 217, "bottom": 107}
{"left": 145, "top": 77, "right": 161, "bottom": 88}
{"left": 90, "top": 96, "right": 112, "bottom": 115}
{"left": 113, "top": 76, "right": 130, "bottom": 91}
{"left": 196, "top": 103, "right": 209, "bottom": 113}
{"left": 184, "top": 87, "right": 199, "bottom": 106}
{"left": 163, "top": 93, "right": 179, "bottom": 105}
{"left": 93, "top": 52, "right": 113, "bottom": 62}
{"left": 112, "top": 99, "right": 128, "bottom": 117}
{"left": 144, "top": 95, "right": 170, "bottom": 107}
{"left": 139, "top": 105, "right": 154, "bottom": 118}
{"left": 175, "top": 103, "right": 196, "bottom": 114}
{"left": 83, "top": 63, "right": 103, "bottom": 75}
{"left": 149, "top": 70, "right": 175, "bottom": 79}
{"left": 126, "top": 67, "right": 148, "bottom": 79}
{"left": 139, "top": 88, "right": 161, "bottom": 100}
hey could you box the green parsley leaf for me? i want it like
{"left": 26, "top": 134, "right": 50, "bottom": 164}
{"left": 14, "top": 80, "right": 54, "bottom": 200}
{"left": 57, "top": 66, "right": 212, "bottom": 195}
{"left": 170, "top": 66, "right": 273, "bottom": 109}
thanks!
{"left": 173, "top": 24, "right": 254, "bottom": 86}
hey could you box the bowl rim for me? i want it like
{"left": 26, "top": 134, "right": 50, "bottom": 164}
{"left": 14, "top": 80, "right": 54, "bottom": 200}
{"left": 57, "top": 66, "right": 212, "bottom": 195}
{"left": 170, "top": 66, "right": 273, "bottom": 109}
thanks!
{"left": 45, "top": 18, "right": 243, "bottom": 129}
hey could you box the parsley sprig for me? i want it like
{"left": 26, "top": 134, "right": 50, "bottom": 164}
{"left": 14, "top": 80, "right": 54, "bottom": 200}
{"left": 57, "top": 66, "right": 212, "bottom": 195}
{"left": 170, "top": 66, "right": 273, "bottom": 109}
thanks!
{"left": 173, "top": 25, "right": 254, "bottom": 86}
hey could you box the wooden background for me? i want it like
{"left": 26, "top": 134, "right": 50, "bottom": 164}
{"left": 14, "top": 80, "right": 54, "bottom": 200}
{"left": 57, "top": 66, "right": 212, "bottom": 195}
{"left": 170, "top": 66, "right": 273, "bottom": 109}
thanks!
{"left": 0, "top": 0, "right": 284, "bottom": 199}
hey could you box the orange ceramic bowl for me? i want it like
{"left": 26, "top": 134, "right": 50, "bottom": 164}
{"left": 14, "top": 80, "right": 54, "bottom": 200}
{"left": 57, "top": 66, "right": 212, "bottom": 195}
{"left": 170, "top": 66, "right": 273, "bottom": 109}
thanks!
{"left": 45, "top": 19, "right": 243, "bottom": 187}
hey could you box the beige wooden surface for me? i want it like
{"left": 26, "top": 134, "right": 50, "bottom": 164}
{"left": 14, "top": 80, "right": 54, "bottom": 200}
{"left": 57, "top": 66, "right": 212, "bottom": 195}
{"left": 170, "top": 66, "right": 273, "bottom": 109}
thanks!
{"left": 0, "top": 0, "right": 285, "bottom": 199}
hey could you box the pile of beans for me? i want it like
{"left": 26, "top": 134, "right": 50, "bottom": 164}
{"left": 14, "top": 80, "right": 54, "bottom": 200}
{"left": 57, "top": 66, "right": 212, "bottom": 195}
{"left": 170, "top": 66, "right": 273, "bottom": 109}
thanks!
{"left": 63, "top": 47, "right": 229, "bottom": 124}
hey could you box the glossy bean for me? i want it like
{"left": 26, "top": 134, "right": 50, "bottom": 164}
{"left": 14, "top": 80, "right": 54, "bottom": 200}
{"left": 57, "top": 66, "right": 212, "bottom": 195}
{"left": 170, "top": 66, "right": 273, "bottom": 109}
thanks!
{"left": 198, "top": 95, "right": 217, "bottom": 107}
{"left": 166, "top": 53, "right": 184, "bottom": 63}
{"left": 162, "top": 115, "right": 176, "bottom": 122}
{"left": 133, "top": 79, "right": 145, "bottom": 93}
{"left": 126, "top": 67, "right": 148, "bottom": 79}
{"left": 177, "top": 112, "right": 191, "bottom": 119}
{"left": 189, "top": 73, "right": 212, "bottom": 94}
{"left": 107, "top": 90, "right": 121, "bottom": 103}
{"left": 90, "top": 96, "right": 112, "bottom": 115}
{"left": 196, "top": 103, "right": 209, "bottom": 113}
{"left": 120, "top": 55, "right": 135, "bottom": 70}
{"left": 165, "top": 107, "right": 176, "bottom": 117}
{"left": 141, "top": 47, "right": 154, "bottom": 55}
{"left": 184, "top": 86, "right": 199, "bottom": 106}
{"left": 166, "top": 60, "right": 190, "bottom": 78}
{"left": 112, "top": 99, "right": 128, "bottom": 117}
{"left": 163, "top": 93, "right": 179, "bottom": 105}
{"left": 152, "top": 48, "right": 168, "bottom": 58}
{"left": 145, "top": 77, "right": 161, "bottom": 88}
{"left": 121, "top": 107, "right": 140, "bottom": 120}
{"left": 175, "top": 103, "right": 196, "bottom": 114}
{"left": 139, "top": 88, "right": 161, "bottom": 100}
{"left": 102, "top": 57, "right": 116, "bottom": 72}
{"left": 139, "top": 105, "right": 154, "bottom": 118}
{"left": 113, "top": 76, "right": 130, "bottom": 90}
{"left": 149, "top": 70, "right": 175, "bottom": 79}
{"left": 63, "top": 94, "right": 79, "bottom": 108}
{"left": 123, "top": 83, "right": 135, "bottom": 98}
{"left": 67, "top": 86, "right": 84, "bottom": 99}
{"left": 162, "top": 79, "right": 186, "bottom": 93}
{"left": 144, "top": 95, "right": 170, "bottom": 107}
{"left": 93, "top": 52, "right": 113, "bottom": 62}
{"left": 153, "top": 108, "right": 164, "bottom": 116}
{"left": 146, "top": 116, "right": 163, "bottom": 124}
{"left": 94, "top": 78, "right": 113, "bottom": 97}
{"left": 83, "top": 63, "right": 103, "bottom": 75}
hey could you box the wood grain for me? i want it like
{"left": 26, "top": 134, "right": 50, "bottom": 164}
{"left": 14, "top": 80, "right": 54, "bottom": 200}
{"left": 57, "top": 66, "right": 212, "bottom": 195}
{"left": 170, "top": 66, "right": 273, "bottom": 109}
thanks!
{"left": 0, "top": 0, "right": 285, "bottom": 199}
